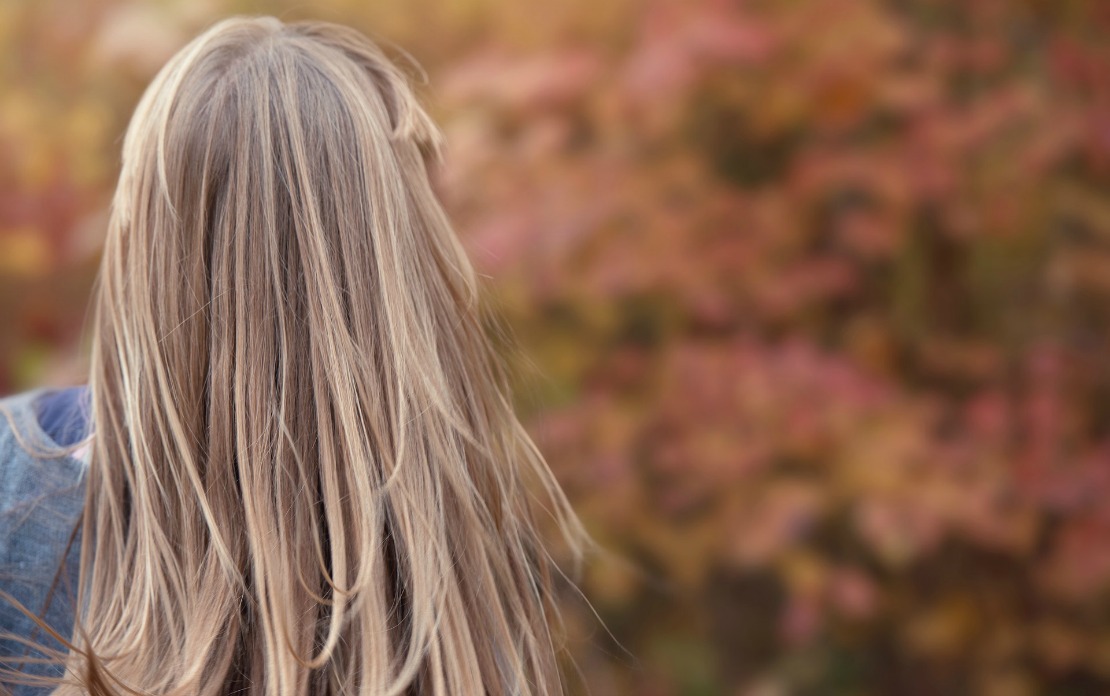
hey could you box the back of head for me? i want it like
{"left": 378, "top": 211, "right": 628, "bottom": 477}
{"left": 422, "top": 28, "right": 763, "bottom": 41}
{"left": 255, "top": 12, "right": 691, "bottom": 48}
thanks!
{"left": 44, "top": 15, "right": 585, "bottom": 696}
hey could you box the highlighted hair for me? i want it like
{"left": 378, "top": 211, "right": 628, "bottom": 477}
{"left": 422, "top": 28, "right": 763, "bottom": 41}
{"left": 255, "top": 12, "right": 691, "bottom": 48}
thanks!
{"left": 6, "top": 15, "right": 587, "bottom": 695}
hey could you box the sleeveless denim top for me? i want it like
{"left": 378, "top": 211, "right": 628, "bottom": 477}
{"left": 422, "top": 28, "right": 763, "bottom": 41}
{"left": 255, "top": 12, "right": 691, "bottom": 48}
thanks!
{"left": 0, "top": 387, "right": 88, "bottom": 694}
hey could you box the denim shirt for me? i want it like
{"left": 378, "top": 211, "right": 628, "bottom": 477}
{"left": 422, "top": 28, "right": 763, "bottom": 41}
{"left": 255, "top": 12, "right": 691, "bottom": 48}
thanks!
{"left": 0, "top": 388, "right": 88, "bottom": 693}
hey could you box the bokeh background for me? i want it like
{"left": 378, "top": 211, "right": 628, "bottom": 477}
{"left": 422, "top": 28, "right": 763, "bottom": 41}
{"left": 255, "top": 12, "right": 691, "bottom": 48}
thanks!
{"left": 4, "top": 0, "right": 1110, "bottom": 693}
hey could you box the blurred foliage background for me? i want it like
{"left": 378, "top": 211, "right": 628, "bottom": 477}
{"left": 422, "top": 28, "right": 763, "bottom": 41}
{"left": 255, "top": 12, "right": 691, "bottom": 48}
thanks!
{"left": 3, "top": 0, "right": 1110, "bottom": 693}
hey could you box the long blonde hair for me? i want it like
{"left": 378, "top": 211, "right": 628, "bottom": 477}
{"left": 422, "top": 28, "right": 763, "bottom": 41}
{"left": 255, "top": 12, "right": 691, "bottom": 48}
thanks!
{"left": 12, "top": 15, "right": 587, "bottom": 695}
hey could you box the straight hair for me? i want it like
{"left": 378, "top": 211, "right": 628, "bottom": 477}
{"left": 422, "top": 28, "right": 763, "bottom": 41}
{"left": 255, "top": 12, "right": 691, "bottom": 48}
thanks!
{"left": 2, "top": 15, "right": 587, "bottom": 695}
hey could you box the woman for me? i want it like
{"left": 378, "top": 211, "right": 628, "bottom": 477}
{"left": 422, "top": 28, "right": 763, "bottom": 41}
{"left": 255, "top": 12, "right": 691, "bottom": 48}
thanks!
{"left": 0, "top": 15, "right": 588, "bottom": 695}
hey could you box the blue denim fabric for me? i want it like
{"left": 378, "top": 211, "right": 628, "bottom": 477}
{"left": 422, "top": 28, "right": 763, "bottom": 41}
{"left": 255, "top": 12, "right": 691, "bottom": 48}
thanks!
{"left": 0, "top": 388, "right": 87, "bottom": 694}
{"left": 32, "top": 387, "right": 89, "bottom": 450}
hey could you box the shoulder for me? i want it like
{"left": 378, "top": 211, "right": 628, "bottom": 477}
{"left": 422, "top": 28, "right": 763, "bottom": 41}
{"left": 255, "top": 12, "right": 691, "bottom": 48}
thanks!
{"left": 0, "top": 390, "right": 85, "bottom": 689}
{"left": 0, "top": 388, "right": 87, "bottom": 551}
{"left": 0, "top": 386, "right": 90, "bottom": 463}
{"left": 0, "top": 388, "right": 56, "bottom": 481}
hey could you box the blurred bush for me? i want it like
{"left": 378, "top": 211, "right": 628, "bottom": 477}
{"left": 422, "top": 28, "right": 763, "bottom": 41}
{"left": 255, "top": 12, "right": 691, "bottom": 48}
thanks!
{"left": 4, "top": 0, "right": 1110, "bottom": 694}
